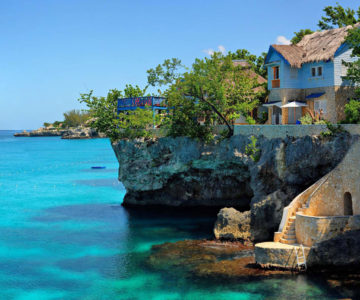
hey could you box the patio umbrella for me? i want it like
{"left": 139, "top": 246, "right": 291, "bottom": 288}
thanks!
{"left": 281, "top": 101, "right": 308, "bottom": 123}
{"left": 281, "top": 101, "right": 308, "bottom": 108}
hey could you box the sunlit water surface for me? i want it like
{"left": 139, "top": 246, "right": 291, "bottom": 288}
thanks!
{"left": 0, "top": 131, "right": 351, "bottom": 299}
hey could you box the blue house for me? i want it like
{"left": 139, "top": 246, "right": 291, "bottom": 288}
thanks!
{"left": 263, "top": 24, "right": 359, "bottom": 124}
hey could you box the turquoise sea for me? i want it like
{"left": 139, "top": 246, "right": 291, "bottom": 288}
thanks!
{"left": 0, "top": 130, "right": 354, "bottom": 299}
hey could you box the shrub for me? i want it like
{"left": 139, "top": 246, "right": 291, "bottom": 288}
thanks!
{"left": 246, "top": 116, "right": 256, "bottom": 125}
{"left": 320, "top": 121, "right": 346, "bottom": 137}
{"left": 245, "top": 135, "right": 261, "bottom": 162}
{"left": 344, "top": 99, "right": 360, "bottom": 124}
{"left": 299, "top": 113, "right": 313, "bottom": 125}
{"left": 63, "top": 109, "right": 90, "bottom": 128}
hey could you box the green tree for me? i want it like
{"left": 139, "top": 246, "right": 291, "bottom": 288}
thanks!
{"left": 344, "top": 100, "right": 360, "bottom": 124}
{"left": 291, "top": 29, "right": 314, "bottom": 44}
{"left": 123, "top": 84, "right": 148, "bottom": 98}
{"left": 63, "top": 109, "right": 90, "bottom": 128}
{"left": 343, "top": 26, "right": 360, "bottom": 96}
{"left": 147, "top": 58, "right": 184, "bottom": 94}
{"left": 318, "top": 3, "right": 360, "bottom": 30}
{"left": 229, "top": 49, "right": 267, "bottom": 78}
{"left": 78, "top": 84, "right": 151, "bottom": 141}
{"left": 165, "top": 53, "right": 265, "bottom": 139}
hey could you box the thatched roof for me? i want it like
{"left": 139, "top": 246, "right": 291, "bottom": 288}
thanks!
{"left": 232, "top": 60, "right": 267, "bottom": 85}
{"left": 270, "top": 24, "right": 360, "bottom": 68}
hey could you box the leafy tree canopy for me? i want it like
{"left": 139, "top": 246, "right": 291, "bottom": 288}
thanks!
{"left": 344, "top": 100, "right": 360, "bottom": 124}
{"left": 63, "top": 109, "right": 90, "bottom": 128}
{"left": 291, "top": 3, "right": 360, "bottom": 44}
{"left": 147, "top": 58, "right": 184, "bottom": 95}
{"left": 78, "top": 84, "right": 152, "bottom": 141}
{"left": 291, "top": 29, "right": 314, "bottom": 44}
{"left": 229, "top": 49, "right": 267, "bottom": 78}
{"left": 343, "top": 26, "right": 360, "bottom": 99}
{"left": 164, "top": 52, "right": 265, "bottom": 140}
{"left": 318, "top": 2, "right": 360, "bottom": 30}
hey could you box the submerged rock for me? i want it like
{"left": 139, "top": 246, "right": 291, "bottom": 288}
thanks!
{"left": 147, "top": 239, "right": 292, "bottom": 280}
{"left": 213, "top": 208, "right": 251, "bottom": 240}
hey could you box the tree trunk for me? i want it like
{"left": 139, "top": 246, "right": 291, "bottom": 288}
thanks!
{"left": 198, "top": 96, "right": 233, "bottom": 138}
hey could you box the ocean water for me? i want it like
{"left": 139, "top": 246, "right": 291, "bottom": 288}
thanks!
{"left": 0, "top": 130, "right": 351, "bottom": 299}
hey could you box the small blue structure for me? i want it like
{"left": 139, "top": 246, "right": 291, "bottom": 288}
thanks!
{"left": 117, "top": 96, "right": 167, "bottom": 128}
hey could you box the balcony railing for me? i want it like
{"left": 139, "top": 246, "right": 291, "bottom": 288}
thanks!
{"left": 272, "top": 79, "right": 280, "bottom": 88}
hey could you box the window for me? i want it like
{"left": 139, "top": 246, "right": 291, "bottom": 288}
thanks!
{"left": 311, "top": 67, "right": 316, "bottom": 77}
{"left": 273, "top": 66, "right": 279, "bottom": 79}
{"left": 317, "top": 66, "right": 322, "bottom": 76}
{"left": 311, "top": 66, "right": 323, "bottom": 77}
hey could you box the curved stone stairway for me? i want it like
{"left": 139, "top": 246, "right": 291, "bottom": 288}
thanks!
{"left": 279, "top": 202, "right": 307, "bottom": 244}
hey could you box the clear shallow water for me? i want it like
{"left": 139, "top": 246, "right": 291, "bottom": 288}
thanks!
{"left": 0, "top": 131, "right": 349, "bottom": 299}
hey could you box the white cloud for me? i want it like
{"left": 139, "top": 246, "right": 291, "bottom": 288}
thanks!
{"left": 276, "top": 36, "right": 291, "bottom": 45}
{"left": 203, "top": 48, "right": 215, "bottom": 56}
{"left": 203, "top": 45, "right": 226, "bottom": 56}
{"left": 218, "top": 45, "right": 226, "bottom": 54}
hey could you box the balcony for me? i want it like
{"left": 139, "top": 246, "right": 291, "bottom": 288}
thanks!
{"left": 272, "top": 79, "right": 280, "bottom": 88}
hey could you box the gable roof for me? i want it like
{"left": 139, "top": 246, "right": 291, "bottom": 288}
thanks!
{"left": 268, "top": 23, "right": 359, "bottom": 68}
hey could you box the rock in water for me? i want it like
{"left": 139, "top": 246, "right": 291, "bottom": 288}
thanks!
{"left": 307, "top": 229, "right": 360, "bottom": 269}
{"left": 214, "top": 208, "right": 251, "bottom": 241}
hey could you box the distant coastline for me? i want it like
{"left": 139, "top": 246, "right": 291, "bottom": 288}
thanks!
{"left": 14, "top": 126, "right": 105, "bottom": 139}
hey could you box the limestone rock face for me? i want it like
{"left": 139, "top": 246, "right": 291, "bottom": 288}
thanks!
{"left": 250, "top": 190, "right": 288, "bottom": 242}
{"left": 112, "top": 133, "right": 355, "bottom": 241}
{"left": 112, "top": 136, "right": 253, "bottom": 207}
{"left": 214, "top": 208, "right": 251, "bottom": 240}
{"left": 307, "top": 229, "right": 360, "bottom": 268}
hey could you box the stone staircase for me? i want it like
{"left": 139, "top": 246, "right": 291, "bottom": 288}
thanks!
{"left": 279, "top": 202, "right": 307, "bottom": 245}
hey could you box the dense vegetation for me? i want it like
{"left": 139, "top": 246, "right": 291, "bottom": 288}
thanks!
{"left": 42, "top": 109, "right": 90, "bottom": 129}
{"left": 80, "top": 50, "right": 266, "bottom": 142}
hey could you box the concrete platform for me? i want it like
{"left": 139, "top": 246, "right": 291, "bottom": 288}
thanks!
{"left": 255, "top": 242, "right": 310, "bottom": 269}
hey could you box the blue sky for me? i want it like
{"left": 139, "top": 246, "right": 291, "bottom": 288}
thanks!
{"left": 1, "top": 0, "right": 359, "bottom": 129}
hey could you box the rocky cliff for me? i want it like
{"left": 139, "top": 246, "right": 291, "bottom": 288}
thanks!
{"left": 112, "top": 133, "right": 356, "bottom": 242}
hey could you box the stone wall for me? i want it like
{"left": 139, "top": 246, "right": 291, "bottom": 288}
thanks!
{"left": 232, "top": 124, "right": 360, "bottom": 139}
{"left": 295, "top": 214, "right": 360, "bottom": 247}
{"left": 303, "top": 140, "right": 360, "bottom": 217}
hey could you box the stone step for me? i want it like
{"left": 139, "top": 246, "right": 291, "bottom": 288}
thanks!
{"left": 284, "top": 233, "right": 296, "bottom": 239}
{"left": 285, "top": 229, "right": 295, "bottom": 235}
{"left": 288, "top": 217, "right": 296, "bottom": 224}
{"left": 280, "top": 238, "right": 297, "bottom": 245}
{"left": 285, "top": 224, "right": 295, "bottom": 231}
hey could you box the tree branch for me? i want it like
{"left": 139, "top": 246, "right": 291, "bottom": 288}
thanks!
{"left": 198, "top": 88, "right": 233, "bottom": 138}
